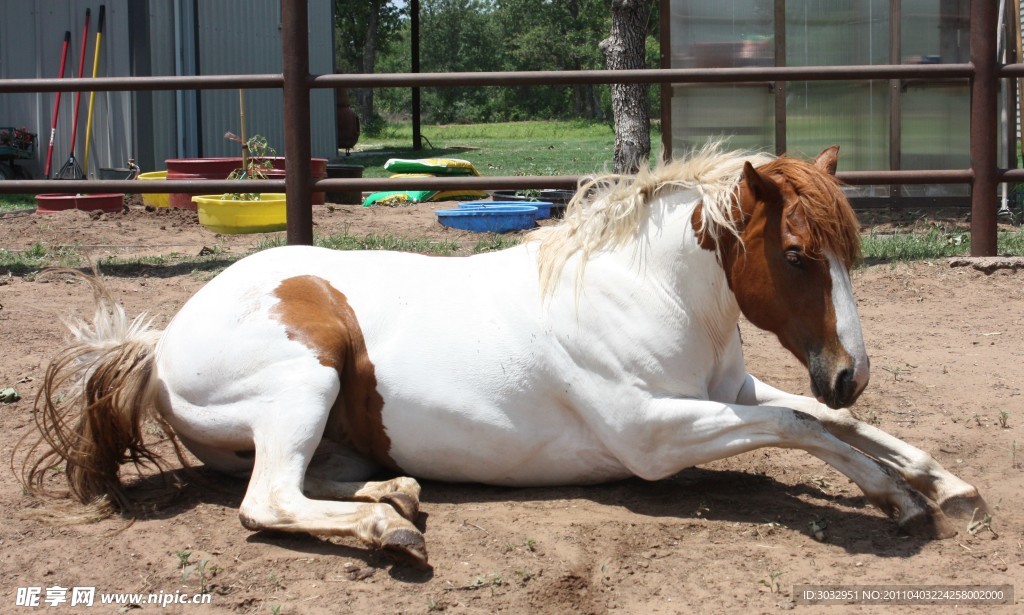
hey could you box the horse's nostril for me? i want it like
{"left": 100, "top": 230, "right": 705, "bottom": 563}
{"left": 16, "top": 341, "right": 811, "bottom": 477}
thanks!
{"left": 835, "top": 368, "right": 855, "bottom": 398}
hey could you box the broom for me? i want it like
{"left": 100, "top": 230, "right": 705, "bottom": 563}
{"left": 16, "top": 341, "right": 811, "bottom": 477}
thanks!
{"left": 43, "top": 31, "right": 71, "bottom": 179}
{"left": 56, "top": 9, "right": 91, "bottom": 180}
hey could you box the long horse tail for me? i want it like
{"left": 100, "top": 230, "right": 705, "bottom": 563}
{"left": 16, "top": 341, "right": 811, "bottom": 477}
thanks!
{"left": 18, "top": 271, "right": 186, "bottom": 516}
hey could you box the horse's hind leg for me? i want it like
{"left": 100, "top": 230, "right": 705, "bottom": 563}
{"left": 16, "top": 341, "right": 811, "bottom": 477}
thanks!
{"left": 304, "top": 440, "right": 422, "bottom": 522}
{"left": 738, "top": 375, "right": 989, "bottom": 519}
{"left": 236, "top": 392, "right": 427, "bottom": 566}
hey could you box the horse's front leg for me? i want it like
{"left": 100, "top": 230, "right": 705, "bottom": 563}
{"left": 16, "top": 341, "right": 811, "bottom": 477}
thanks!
{"left": 602, "top": 398, "right": 957, "bottom": 538}
{"left": 736, "top": 374, "right": 989, "bottom": 520}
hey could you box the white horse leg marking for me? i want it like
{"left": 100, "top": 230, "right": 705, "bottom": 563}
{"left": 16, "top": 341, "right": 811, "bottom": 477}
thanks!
{"left": 738, "top": 374, "right": 988, "bottom": 519}
{"left": 608, "top": 399, "right": 956, "bottom": 538}
{"left": 237, "top": 389, "right": 427, "bottom": 566}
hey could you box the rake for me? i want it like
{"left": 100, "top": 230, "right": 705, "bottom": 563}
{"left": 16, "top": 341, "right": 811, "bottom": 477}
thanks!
{"left": 56, "top": 8, "right": 91, "bottom": 180}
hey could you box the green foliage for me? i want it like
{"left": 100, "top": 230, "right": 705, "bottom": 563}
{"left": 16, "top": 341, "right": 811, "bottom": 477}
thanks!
{"left": 334, "top": 1, "right": 404, "bottom": 74}
{"left": 225, "top": 133, "right": 276, "bottom": 201}
{"left": 371, "top": 0, "right": 660, "bottom": 124}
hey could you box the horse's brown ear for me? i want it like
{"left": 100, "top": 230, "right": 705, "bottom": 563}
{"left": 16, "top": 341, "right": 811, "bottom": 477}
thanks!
{"left": 743, "top": 161, "right": 782, "bottom": 205}
{"left": 815, "top": 146, "right": 839, "bottom": 175}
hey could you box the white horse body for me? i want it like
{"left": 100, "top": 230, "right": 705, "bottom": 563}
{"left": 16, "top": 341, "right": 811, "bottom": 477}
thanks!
{"left": 29, "top": 147, "right": 987, "bottom": 566}
{"left": 156, "top": 187, "right": 746, "bottom": 487}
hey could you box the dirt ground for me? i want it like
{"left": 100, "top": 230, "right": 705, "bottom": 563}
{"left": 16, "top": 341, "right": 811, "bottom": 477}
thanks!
{"left": 0, "top": 201, "right": 1021, "bottom": 614}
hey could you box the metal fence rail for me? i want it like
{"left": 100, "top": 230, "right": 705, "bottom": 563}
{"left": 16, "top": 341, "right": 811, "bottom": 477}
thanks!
{"left": 0, "top": 0, "right": 1011, "bottom": 255}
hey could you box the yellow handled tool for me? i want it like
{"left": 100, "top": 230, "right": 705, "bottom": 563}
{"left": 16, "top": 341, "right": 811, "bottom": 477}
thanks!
{"left": 82, "top": 5, "right": 105, "bottom": 177}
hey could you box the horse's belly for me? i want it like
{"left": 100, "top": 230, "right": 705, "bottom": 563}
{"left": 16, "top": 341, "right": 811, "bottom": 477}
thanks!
{"left": 378, "top": 395, "right": 630, "bottom": 486}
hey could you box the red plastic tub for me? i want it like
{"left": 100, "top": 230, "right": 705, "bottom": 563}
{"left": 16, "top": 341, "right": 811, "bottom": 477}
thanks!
{"left": 35, "top": 193, "right": 125, "bottom": 214}
{"left": 164, "top": 157, "right": 328, "bottom": 208}
{"left": 165, "top": 158, "right": 241, "bottom": 209}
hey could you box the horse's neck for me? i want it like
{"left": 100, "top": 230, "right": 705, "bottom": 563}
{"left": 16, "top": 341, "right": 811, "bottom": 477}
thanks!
{"left": 611, "top": 189, "right": 741, "bottom": 344}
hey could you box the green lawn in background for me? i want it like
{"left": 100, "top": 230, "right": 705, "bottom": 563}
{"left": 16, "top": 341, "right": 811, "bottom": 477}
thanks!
{"left": 347, "top": 120, "right": 663, "bottom": 178}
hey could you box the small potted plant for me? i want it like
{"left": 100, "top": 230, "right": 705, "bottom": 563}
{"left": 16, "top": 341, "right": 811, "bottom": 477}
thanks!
{"left": 191, "top": 133, "right": 287, "bottom": 234}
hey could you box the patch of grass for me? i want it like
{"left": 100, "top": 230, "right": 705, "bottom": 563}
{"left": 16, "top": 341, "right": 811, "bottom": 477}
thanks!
{"left": 998, "top": 229, "right": 1024, "bottom": 254}
{"left": 861, "top": 228, "right": 968, "bottom": 262}
{"left": 0, "top": 242, "right": 83, "bottom": 275}
{"left": 860, "top": 228, "right": 1024, "bottom": 263}
{"left": 472, "top": 235, "right": 521, "bottom": 253}
{"left": 0, "top": 194, "right": 36, "bottom": 214}
{"left": 321, "top": 232, "right": 460, "bottom": 255}
{"left": 252, "top": 229, "right": 461, "bottom": 256}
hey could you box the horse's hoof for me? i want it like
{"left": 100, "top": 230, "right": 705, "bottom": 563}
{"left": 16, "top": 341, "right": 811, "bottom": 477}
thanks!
{"left": 899, "top": 509, "right": 958, "bottom": 540}
{"left": 938, "top": 490, "right": 990, "bottom": 520}
{"left": 381, "top": 492, "right": 419, "bottom": 522}
{"left": 381, "top": 527, "right": 429, "bottom": 568}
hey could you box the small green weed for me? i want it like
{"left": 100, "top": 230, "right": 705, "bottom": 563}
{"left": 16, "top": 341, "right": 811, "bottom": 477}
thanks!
{"left": 473, "top": 235, "right": 521, "bottom": 253}
{"left": 760, "top": 569, "right": 784, "bottom": 593}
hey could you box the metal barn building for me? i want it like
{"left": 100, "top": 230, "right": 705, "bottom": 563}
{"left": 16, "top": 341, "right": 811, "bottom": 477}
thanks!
{"left": 0, "top": 0, "right": 336, "bottom": 179}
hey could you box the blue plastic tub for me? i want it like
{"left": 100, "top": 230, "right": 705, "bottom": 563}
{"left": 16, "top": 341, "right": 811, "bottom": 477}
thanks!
{"left": 436, "top": 205, "right": 538, "bottom": 233}
{"left": 458, "top": 200, "right": 554, "bottom": 220}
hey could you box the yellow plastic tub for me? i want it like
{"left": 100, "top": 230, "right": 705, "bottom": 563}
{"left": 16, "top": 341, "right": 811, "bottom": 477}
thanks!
{"left": 192, "top": 193, "right": 287, "bottom": 234}
{"left": 137, "top": 171, "right": 170, "bottom": 208}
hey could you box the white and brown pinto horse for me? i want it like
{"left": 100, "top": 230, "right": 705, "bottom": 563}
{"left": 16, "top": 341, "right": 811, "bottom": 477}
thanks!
{"left": 24, "top": 145, "right": 987, "bottom": 566}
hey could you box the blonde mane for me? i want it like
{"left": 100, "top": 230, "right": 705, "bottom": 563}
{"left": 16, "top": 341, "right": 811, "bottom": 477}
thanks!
{"left": 528, "top": 143, "right": 774, "bottom": 296}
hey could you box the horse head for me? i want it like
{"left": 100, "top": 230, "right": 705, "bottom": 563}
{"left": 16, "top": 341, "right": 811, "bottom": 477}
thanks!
{"left": 722, "top": 147, "right": 868, "bottom": 408}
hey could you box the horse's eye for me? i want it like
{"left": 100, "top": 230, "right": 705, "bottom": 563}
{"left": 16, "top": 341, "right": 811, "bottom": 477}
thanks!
{"left": 785, "top": 250, "right": 804, "bottom": 268}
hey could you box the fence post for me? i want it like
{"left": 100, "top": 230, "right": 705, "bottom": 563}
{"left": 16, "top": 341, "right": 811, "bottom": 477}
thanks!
{"left": 970, "top": 0, "right": 998, "bottom": 256}
{"left": 281, "top": 0, "right": 314, "bottom": 246}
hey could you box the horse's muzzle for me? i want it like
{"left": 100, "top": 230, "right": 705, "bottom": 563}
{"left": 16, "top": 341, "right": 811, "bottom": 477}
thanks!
{"left": 808, "top": 354, "right": 868, "bottom": 409}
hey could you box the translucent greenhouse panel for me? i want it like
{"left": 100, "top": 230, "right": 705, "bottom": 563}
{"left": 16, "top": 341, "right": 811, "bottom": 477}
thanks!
{"left": 787, "top": 81, "right": 889, "bottom": 197}
{"left": 900, "top": 83, "right": 970, "bottom": 197}
{"left": 671, "top": 85, "right": 775, "bottom": 155}
{"left": 901, "top": 0, "right": 970, "bottom": 64}
{"left": 669, "top": 0, "right": 775, "bottom": 157}
{"left": 669, "top": 0, "right": 774, "bottom": 69}
{"left": 786, "top": 0, "right": 888, "bottom": 66}
{"left": 897, "top": 0, "right": 970, "bottom": 198}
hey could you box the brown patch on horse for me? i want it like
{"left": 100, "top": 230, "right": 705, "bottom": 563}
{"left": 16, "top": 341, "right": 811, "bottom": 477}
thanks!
{"left": 690, "top": 204, "right": 718, "bottom": 251}
{"left": 271, "top": 275, "right": 397, "bottom": 470}
{"left": 755, "top": 155, "right": 860, "bottom": 268}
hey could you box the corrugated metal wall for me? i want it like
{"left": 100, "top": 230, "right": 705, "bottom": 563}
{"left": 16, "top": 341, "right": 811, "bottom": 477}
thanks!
{"left": 194, "top": 0, "right": 335, "bottom": 160}
{"left": 0, "top": 0, "right": 335, "bottom": 179}
{"left": 0, "top": 0, "right": 133, "bottom": 178}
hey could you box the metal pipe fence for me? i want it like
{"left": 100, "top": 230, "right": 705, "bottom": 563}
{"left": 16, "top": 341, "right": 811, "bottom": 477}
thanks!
{"left": 0, "top": 0, "right": 1012, "bottom": 255}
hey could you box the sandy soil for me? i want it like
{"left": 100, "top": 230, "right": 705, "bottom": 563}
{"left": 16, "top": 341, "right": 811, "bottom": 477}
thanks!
{"left": 0, "top": 201, "right": 1021, "bottom": 614}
